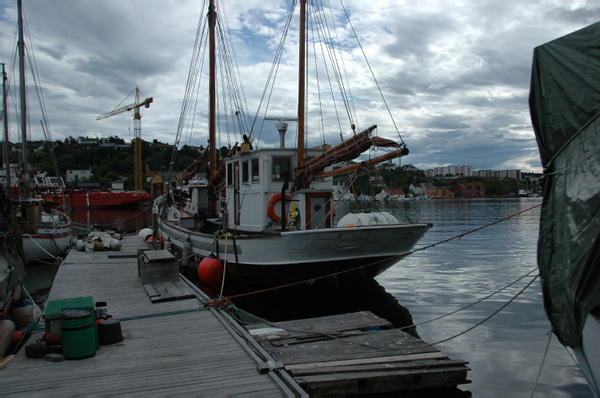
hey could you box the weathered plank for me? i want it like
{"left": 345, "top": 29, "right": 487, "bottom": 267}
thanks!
{"left": 249, "top": 311, "right": 392, "bottom": 341}
{"left": 249, "top": 311, "right": 470, "bottom": 396}
{"left": 144, "top": 280, "right": 196, "bottom": 303}
{"left": 285, "top": 351, "right": 449, "bottom": 371}
{"left": 298, "top": 366, "right": 471, "bottom": 396}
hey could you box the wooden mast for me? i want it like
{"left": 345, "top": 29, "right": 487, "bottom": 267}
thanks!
{"left": 17, "top": 0, "right": 28, "bottom": 188}
{"left": 297, "top": 0, "right": 306, "bottom": 168}
{"left": 208, "top": 0, "right": 217, "bottom": 213}
{"left": 208, "top": 0, "right": 216, "bottom": 178}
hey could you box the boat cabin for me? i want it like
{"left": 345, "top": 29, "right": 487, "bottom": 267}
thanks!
{"left": 223, "top": 147, "right": 334, "bottom": 232}
{"left": 183, "top": 146, "right": 335, "bottom": 234}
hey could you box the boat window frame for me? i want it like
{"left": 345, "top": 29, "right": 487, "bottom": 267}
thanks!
{"left": 226, "top": 162, "right": 233, "bottom": 186}
{"left": 272, "top": 156, "right": 291, "bottom": 182}
{"left": 242, "top": 160, "right": 249, "bottom": 184}
{"left": 251, "top": 158, "right": 259, "bottom": 183}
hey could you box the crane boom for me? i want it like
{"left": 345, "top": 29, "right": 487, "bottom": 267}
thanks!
{"left": 96, "top": 96, "right": 153, "bottom": 120}
{"left": 96, "top": 87, "right": 153, "bottom": 192}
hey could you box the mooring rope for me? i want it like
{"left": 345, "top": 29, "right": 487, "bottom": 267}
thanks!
{"left": 530, "top": 329, "right": 554, "bottom": 397}
{"left": 399, "top": 267, "right": 539, "bottom": 330}
{"left": 427, "top": 274, "right": 540, "bottom": 346}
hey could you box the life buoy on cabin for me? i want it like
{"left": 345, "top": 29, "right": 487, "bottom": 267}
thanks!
{"left": 267, "top": 193, "right": 291, "bottom": 224}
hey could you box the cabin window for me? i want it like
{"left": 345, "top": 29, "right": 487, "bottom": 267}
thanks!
{"left": 272, "top": 157, "right": 291, "bottom": 182}
{"left": 242, "top": 160, "right": 249, "bottom": 183}
{"left": 251, "top": 158, "right": 259, "bottom": 182}
{"left": 226, "top": 163, "right": 233, "bottom": 186}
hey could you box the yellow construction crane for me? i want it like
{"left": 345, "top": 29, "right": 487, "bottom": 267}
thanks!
{"left": 97, "top": 87, "right": 153, "bottom": 192}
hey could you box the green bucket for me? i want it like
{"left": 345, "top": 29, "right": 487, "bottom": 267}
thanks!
{"left": 61, "top": 309, "right": 96, "bottom": 360}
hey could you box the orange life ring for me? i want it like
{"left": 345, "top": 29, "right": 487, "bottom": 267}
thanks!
{"left": 267, "top": 194, "right": 290, "bottom": 224}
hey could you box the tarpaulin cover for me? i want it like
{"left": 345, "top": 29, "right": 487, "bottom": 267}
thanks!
{"left": 529, "top": 22, "right": 600, "bottom": 347}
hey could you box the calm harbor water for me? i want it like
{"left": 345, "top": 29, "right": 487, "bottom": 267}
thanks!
{"left": 367, "top": 198, "right": 590, "bottom": 397}
{"left": 27, "top": 198, "right": 592, "bottom": 397}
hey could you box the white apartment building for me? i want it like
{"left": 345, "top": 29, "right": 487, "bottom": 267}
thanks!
{"left": 425, "top": 165, "right": 473, "bottom": 178}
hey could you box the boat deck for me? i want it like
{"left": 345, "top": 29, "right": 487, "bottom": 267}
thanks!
{"left": 1, "top": 236, "right": 305, "bottom": 397}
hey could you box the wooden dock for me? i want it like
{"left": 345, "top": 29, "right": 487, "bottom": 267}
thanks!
{"left": 1, "top": 236, "right": 306, "bottom": 397}
{"left": 247, "top": 312, "right": 471, "bottom": 396}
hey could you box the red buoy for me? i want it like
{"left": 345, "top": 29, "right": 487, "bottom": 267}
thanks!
{"left": 197, "top": 255, "right": 223, "bottom": 283}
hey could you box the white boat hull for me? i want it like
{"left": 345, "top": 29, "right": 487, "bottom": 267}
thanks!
{"left": 158, "top": 217, "right": 430, "bottom": 286}
{"left": 22, "top": 228, "right": 72, "bottom": 263}
{"left": 573, "top": 311, "right": 600, "bottom": 396}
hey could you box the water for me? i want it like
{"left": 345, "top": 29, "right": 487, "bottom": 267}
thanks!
{"left": 366, "top": 198, "right": 590, "bottom": 397}
{"left": 28, "top": 198, "right": 593, "bottom": 396}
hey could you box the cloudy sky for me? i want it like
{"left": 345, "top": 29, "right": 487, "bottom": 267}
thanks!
{"left": 0, "top": 0, "right": 597, "bottom": 173}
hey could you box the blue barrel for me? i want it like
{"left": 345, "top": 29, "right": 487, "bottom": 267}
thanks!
{"left": 61, "top": 309, "right": 96, "bottom": 359}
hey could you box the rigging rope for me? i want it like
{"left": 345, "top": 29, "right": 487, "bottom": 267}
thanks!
{"left": 250, "top": 0, "right": 297, "bottom": 143}
{"left": 340, "top": 0, "right": 404, "bottom": 144}
{"left": 169, "top": 1, "right": 208, "bottom": 176}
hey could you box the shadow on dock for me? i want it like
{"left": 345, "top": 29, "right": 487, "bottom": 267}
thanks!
{"left": 224, "top": 279, "right": 421, "bottom": 340}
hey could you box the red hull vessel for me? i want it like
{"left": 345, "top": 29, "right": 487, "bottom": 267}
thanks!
{"left": 41, "top": 190, "right": 149, "bottom": 209}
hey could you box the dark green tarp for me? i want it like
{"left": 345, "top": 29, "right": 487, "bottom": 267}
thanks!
{"left": 529, "top": 22, "right": 600, "bottom": 347}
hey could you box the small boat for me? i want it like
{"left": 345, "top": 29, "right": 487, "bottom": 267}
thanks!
{"left": 529, "top": 21, "right": 600, "bottom": 395}
{"left": 4, "top": 0, "right": 73, "bottom": 264}
{"left": 15, "top": 198, "right": 72, "bottom": 264}
{"left": 155, "top": 1, "right": 431, "bottom": 289}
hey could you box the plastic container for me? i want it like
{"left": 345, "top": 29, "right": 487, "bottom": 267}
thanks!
{"left": 95, "top": 302, "right": 108, "bottom": 319}
{"left": 98, "top": 319, "right": 124, "bottom": 345}
{"left": 61, "top": 309, "right": 96, "bottom": 360}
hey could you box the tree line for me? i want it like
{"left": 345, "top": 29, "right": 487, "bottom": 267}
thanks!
{"left": 14, "top": 140, "right": 531, "bottom": 195}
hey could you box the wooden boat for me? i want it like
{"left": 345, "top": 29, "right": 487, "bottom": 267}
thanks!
{"left": 16, "top": 198, "right": 71, "bottom": 264}
{"left": 155, "top": 0, "right": 431, "bottom": 289}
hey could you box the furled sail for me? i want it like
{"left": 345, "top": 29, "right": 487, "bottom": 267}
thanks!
{"left": 293, "top": 125, "right": 405, "bottom": 189}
